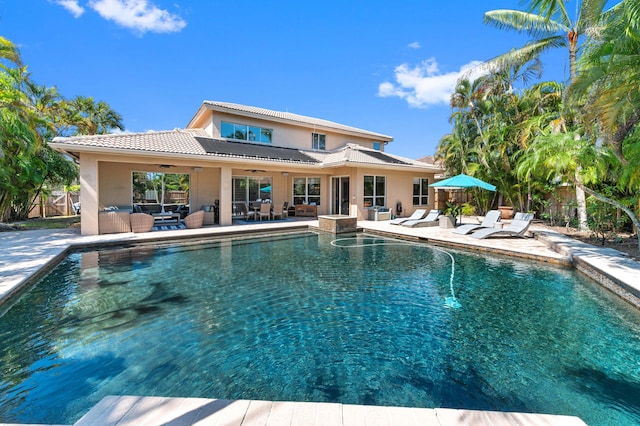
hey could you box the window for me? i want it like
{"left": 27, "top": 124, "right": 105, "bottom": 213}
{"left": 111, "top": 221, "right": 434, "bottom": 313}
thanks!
{"left": 221, "top": 122, "right": 272, "bottom": 143}
{"left": 232, "top": 176, "right": 272, "bottom": 204}
{"left": 413, "top": 178, "right": 429, "bottom": 205}
{"left": 293, "top": 177, "right": 321, "bottom": 205}
{"left": 312, "top": 133, "right": 326, "bottom": 150}
{"left": 364, "top": 175, "right": 385, "bottom": 207}
{"left": 373, "top": 142, "right": 381, "bottom": 151}
{"left": 132, "top": 171, "right": 190, "bottom": 212}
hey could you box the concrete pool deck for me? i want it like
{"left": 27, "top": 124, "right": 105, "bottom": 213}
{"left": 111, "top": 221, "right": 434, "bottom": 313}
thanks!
{"left": 2, "top": 218, "right": 639, "bottom": 425}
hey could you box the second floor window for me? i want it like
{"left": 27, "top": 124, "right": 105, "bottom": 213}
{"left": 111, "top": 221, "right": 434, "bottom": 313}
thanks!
{"left": 312, "top": 133, "right": 326, "bottom": 150}
{"left": 222, "top": 122, "right": 272, "bottom": 143}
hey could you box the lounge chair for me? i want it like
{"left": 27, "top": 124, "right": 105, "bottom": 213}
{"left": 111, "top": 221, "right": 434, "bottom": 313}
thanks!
{"left": 453, "top": 210, "right": 502, "bottom": 235}
{"left": 471, "top": 212, "right": 534, "bottom": 239}
{"left": 389, "top": 208, "right": 427, "bottom": 225}
{"left": 401, "top": 209, "right": 441, "bottom": 228}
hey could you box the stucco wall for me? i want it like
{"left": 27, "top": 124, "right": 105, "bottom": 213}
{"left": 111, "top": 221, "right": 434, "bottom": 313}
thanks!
{"left": 353, "top": 168, "right": 436, "bottom": 220}
{"left": 80, "top": 151, "right": 437, "bottom": 233}
{"left": 98, "top": 162, "right": 221, "bottom": 213}
{"left": 206, "top": 111, "right": 386, "bottom": 152}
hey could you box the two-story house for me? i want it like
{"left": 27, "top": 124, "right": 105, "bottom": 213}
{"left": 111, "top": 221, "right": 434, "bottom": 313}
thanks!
{"left": 50, "top": 101, "right": 443, "bottom": 235}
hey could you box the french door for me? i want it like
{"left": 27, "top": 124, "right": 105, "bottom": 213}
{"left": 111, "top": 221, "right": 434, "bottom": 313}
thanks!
{"left": 331, "top": 177, "right": 350, "bottom": 215}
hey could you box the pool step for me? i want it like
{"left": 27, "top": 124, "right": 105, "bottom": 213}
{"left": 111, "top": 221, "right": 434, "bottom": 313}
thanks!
{"left": 72, "top": 395, "right": 587, "bottom": 425}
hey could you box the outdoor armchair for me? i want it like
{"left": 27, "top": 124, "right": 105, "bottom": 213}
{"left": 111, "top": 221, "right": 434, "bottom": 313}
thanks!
{"left": 184, "top": 210, "right": 205, "bottom": 229}
{"left": 130, "top": 213, "right": 154, "bottom": 233}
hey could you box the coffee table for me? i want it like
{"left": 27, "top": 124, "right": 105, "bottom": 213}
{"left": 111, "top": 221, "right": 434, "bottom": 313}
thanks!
{"left": 152, "top": 212, "right": 181, "bottom": 226}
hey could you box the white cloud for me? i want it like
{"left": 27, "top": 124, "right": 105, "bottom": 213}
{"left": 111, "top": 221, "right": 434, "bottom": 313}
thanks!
{"left": 55, "top": 0, "right": 85, "bottom": 18}
{"left": 88, "top": 0, "right": 187, "bottom": 34}
{"left": 408, "top": 41, "right": 421, "bottom": 49}
{"left": 378, "top": 58, "right": 485, "bottom": 108}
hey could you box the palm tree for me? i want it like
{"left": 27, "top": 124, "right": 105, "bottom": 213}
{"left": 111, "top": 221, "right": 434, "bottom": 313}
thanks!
{"left": 483, "top": 0, "right": 611, "bottom": 230}
{"left": 564, "top": 0, "right": 640, "bottom": 248}
{"left": 66, "top": 96, "right": 125, "bottom": 135}
{"left": 484, "top": 0, "right": 609, "bottom": 81}
{"left": 569, "top": 0, "right": 640, "bottom": 160}
{"left": 0, "top": 36, "right": 21, "bottom": 66}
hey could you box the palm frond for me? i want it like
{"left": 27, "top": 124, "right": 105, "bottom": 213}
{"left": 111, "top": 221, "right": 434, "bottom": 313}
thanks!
{"left": 624, "top": 0, "right": 640, "bottom": 40}
{"left": 576, "top": 0, "right": 609, "bottom": 32}
{"left": 484, "top": 10, "right": 569, "bottom": 37}
{"left": 0, "top": 36, "right": 21, "bottom": 67}
{"left": 468, "top": 36, "right": 565, "bottom": 79}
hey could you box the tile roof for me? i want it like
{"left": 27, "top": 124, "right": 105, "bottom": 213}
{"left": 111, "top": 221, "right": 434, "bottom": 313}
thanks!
{"left": 51, "top": 129, "right": 210, "bottom": 156}
{"left": 318, "top": 144, "right": 436, "bottom": 169}
{"left": 201, "top": 101, "right": 393, "bottom": 141}
{"left": 50, "top": 130, "right": 441, "bottom": 171}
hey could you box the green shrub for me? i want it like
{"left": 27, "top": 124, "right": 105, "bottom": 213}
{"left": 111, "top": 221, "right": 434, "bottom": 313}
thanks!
{"left": 461, "top": 202, "right": 476, "bottom": 216}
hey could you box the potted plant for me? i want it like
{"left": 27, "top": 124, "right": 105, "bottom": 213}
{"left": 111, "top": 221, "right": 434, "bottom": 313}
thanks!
{"left": 498, "top": 205, "right": 514, "bottom": 219}
{"left": 443, "top": 202, "right": 463, "bottom": 227}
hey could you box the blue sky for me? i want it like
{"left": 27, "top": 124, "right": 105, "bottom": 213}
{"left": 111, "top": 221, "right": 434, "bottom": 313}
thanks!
{"left": 1, "top": 0, "right": 571, "bottom": 159}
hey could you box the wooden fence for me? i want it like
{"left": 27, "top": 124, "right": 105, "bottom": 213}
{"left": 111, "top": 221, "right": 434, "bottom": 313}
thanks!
{"left": 29, "top": 192, "right": 80, "bottom": 218}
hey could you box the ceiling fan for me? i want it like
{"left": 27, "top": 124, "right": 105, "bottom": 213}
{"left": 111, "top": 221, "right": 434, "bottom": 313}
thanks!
{"left": 244, "top": 169, "right": 266, "bottom": 173}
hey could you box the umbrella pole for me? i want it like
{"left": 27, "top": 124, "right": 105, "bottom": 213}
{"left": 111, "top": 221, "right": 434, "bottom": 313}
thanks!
{"left": 161, "top": 173, "right": 166, "bottom": 214}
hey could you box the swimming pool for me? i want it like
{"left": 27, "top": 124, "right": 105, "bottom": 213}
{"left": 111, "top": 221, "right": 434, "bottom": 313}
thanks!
{"left": 0, "top": 231, "right": 639, "bottom": 425}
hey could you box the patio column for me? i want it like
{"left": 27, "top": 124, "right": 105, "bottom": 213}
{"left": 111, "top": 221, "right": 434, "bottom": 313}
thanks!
{"left": 80, "top": 153, "right": 99, "bottom": 235}
{"left": 219, "top": 166, "right": 232, "bottom": 225}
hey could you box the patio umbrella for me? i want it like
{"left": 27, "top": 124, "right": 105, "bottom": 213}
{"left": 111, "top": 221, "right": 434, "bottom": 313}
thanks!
{"left": 430, "top": 173, "right": 496, "bottom": 191}
{"left": 430, "top": 174, "right": 496, "bottom": 224}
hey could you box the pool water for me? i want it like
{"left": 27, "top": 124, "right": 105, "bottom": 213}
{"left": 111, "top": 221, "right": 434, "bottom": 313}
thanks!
{"left": 1, "top": 232, "right": 639, "bottom": 425}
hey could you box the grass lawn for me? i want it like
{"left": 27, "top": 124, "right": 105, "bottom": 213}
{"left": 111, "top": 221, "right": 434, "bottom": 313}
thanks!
{"left": 9, "top": 216, "right": 81, "bottom": 230}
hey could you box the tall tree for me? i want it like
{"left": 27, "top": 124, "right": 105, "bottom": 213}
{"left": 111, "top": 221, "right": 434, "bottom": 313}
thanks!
{"left": 0, "top": 36, "right": 124, "bottom": 221}
{"left": 66, "top": 96, "right": 124, "bottom": 135}
{"left": 483, "top": 0, "right": 611, "bottom": 229}
{"left": 0, "top": 68, "right": 43, "bottom": 220}
{"left": 567, "top": 0, "right": 640, "bottom": 247}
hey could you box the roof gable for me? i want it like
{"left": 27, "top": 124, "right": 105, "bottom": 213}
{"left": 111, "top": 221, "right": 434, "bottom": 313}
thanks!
{"left": 361, "top": 150, "right": 409, "bottom": 165}
{"left": 193, "top": 101, "right": 393, "bottom": 141}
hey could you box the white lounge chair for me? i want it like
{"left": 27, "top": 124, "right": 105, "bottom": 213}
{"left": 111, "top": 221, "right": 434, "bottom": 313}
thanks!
{"left": 401, "top": 209, "right": 441, "bottom": 228}
{"left": 471, "top": 212, "right": 534, "bottom": 239}
{"left": 389, "top": 208, "right": 427, "bottom": 225}
{"left": 453, "top": 210, "right": 502, "bottom": 235}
